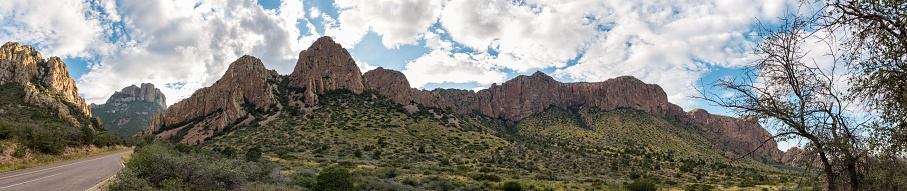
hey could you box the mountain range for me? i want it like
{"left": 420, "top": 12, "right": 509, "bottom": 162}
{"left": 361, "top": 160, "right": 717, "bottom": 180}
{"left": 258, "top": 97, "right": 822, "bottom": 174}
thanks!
{"left": 134, "top": 36, "right": 787, "bottom": 163}
{"left": 0, "top": 37, "right": 804, "bottom": 168}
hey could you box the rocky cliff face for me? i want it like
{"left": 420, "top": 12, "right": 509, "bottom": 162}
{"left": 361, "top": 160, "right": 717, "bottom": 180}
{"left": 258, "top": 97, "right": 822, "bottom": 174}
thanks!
{"left": 687, "top": 108, "right": 783, "bottom": 161}
{"left": 153, "top": 55, "right": 279, "bottom": 143}
{"left": 436, "top": 72, "right": 685, "bottom": 122}
{"left": 780, "top": 147, "right": 816, "bottom": 167}
{"left": 112, "top": 83, "right": 166, "bottom": 108}
{"left": 91, "top": 83, "right": 167, "bottom": 135}
{"left": 362, "top": 67, "right": 446, "bottom": 108}
{"left": 0, "top": 42, "right": 94, "bottom": 128}
{"left": 289, "top": 36, "right": 368, "bottom": 105}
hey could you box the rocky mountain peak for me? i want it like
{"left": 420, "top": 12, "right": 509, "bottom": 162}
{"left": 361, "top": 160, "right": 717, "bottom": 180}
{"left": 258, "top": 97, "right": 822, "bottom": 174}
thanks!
{"left": 156, "top": 55, "right": 279, "bottom": 143}
{"left": 91, "top": 83, "right": 167, "bottom": 135}
{"left": 289, "top": 36, "right": 368, "bottom": 105}
{"left": 0, "top": 42, "right": 93, "bottom": 128}
{"left": 109, "top": 83, "right": 167, "bottom": 108}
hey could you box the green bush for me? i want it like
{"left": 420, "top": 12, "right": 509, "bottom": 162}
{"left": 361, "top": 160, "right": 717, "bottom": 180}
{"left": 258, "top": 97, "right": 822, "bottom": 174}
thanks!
{"left": 683, "top": 184, "right": 715, "bottom": 191}
{"left": 355, "top": 176, "right": 419, "bottom": 191}
{"left": 287, "top": 170, "right": 317, "bottom": 188}
{"left": 469, "top": 173, "right": 502, "bottom": 182}
{"left": 109, "top": 143, "right": 267, "bottom": 191}
{"left": 245, "top": 147, "right": 262, "bottom": 161}
{"left": 313, "top": 166, "right": 354, "bottom": 191}
{"left": 173, "top": 143, "right": 192, "bottom": 153}
{"left": 0, "top": 123, "right": 12, "bottom": 139}
{"left": 626, "top": 179, "right": 657, "bottom": 191}
{"left": 25, "top": 127, "right": 67, "bottom": 154}
{"left": 502, "top": 181, "right": 523, "bottom": 191}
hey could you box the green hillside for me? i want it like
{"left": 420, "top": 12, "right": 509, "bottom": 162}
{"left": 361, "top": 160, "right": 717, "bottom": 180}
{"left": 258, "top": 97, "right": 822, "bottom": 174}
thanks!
{"left": 91, "top": 93, "right": 165, "bottom": 136}
{"left": 189, "top": 89, "right": 805, "bottom": 190}
{"left": 204, "top": 89, "right": 509, "bottom": 165}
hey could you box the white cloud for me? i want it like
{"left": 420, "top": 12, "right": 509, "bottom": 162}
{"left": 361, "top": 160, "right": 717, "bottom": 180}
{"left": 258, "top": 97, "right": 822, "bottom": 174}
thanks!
{"left": 331, "top": 0, "right": 443, "bottom": 48}
{"left": 439, "top": 0, "right": 598, "bottom": 72}
{"left": 1, "top": 0, "right": 800, "bottom": 111}
{"left": 74, "top": 0, "right": 317, "bottom": 105}
{"left": 0, "top": 0, "right": 115, "bottom": 58}
{"left": 402, "top": 49, "right": 507, "bottom": 88}
{"left": 549, "top": 0, "right": 791, "bottom": 107}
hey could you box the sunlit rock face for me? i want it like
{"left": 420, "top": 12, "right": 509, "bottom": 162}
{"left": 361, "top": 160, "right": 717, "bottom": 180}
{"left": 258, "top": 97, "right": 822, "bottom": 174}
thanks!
{"left": 289, "top": 36, "right": 369, "bottom": 106}
{"left": 0, "top": 42, "right": 94, "bottom": 128}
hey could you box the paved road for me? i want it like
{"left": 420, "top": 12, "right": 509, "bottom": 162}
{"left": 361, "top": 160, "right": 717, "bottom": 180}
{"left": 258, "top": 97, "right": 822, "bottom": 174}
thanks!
{"left": 0, "top": 150, "right": 132, "bottom": 191}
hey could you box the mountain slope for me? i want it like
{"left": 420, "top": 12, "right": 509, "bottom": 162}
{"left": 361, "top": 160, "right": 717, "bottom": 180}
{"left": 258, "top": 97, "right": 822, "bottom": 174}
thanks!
{"left": 0, "top": 42, "right": 98, "bottom": 129}
{"left": 143, "top": 55, "right": 280, "bottom": 144}
{"left": 149, "top": 36, "right": 783, "bottom": 163}
{"left": 91, "top": 83, "right": 167, "bottom": 136}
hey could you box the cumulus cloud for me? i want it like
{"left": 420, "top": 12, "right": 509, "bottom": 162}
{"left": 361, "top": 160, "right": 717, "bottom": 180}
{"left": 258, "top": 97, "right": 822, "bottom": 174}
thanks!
{"left": 2, "top": 0, "right": 391, "bottom": 105}
{"left": 1, "top": 0, "right": 799, "bottom": 110}
{"left": 439, "top": 0, "right": 597, "bottom": 72}
{"left": 402, "top": 49, "right": 506, "bottom": 88}
{"left": 377, "top": 0, "right": 792, "bottom": 107}
{"left": 547, "top": 0, "right": 791, "bottom": 107}
{"left": 0, "top": 0, "right": 114, "bottom": 58}
{"left": 331, "top": 0, "right": 443, "bottom": 48}
{"left": 320, "top": 0, "right": 794, "bottom": 107}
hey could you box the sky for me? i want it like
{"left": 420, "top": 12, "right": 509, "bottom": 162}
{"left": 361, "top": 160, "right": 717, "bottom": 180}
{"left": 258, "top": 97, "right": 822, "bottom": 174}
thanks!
{"left": 2, "top": 0, "right": 806, "bottom": 149}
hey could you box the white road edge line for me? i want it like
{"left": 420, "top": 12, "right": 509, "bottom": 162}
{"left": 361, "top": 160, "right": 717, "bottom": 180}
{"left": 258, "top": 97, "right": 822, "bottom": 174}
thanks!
{"left": 0, "top": 173, "right": 62, "bottom": 190}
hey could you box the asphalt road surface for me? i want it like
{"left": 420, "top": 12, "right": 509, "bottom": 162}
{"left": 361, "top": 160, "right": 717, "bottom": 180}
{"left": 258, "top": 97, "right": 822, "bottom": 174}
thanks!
{"left": 0, "top": 150, "right": 132, "bottom": 191}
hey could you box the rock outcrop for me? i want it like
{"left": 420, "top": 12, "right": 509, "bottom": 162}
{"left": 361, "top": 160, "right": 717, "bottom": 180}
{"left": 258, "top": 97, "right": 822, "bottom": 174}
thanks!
{"left": 0, "top": 42, "right": 94, "bottom": 128}
{"left": 780, "top": 147, "right": 819, "bottom": 167}
{"left": 114, "top": 83, "right": 166, "bottom": 108}
{"left": 91, "top": 83, "right": 167, "bottom": 135}
{"left": 436, "top": 72, "right": 686, "bottom": 122}
{"left": 687, "top": 108, "right": 783, "bottom": 161}
{"left": 152, "top": 55, "right": 279, "bottom": 143}
{"left": 362, "top": 67, "right": 446, "bottom": 108}
{"left": 290, "top": 36, "right": 368, "bottom": 105}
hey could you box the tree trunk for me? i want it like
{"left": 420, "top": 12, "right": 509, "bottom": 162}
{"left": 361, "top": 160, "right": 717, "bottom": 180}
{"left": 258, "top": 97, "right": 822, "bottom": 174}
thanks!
{"left": 819, "top": 152, "right": 838, "bottom": 191}
{"left": 847, "top": 155, "right": 859, "bottom": 191}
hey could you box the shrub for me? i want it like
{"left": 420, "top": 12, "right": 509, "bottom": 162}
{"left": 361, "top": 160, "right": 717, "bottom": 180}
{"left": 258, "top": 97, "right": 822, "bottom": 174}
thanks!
{"left": 502, "top": 181, "right": 523, "bottom": 191}
{"left": 470, "top": 173, "right": 502, "bottom": 182}
{"left": 355, "top": 176, "right": 419, "bottom": 191}
{"left": 422, "top": 176, "right": 468, "bottom": 190}
{"left": 25, "top": 127, "right": 67, "bottom": 154}
{"left": 245, "top": 147, "right": 262, "bottom": 161}
{"left": 173, "top": 143, "right": 192, "bottom": 153}
{"left": 338, "top": 161, "right": 356, "bottom": 167}
{"left": 221, "top": 146, "right": 237, "bottom": 157}
{"left": 626, "top": 179, "right": 657, "bottom": 191}
{"left": 0, "top": 123, "right": 12, "bottom": 139}
{"left": 371, "top": 149, "right": 381, "bottom": 159}
{"left": 683, "top": 184, "right": 715, "bottom": 191}
{"left": 287, "top": 170, "right": 317, "bottom": 188}
{"left": 109, "top": 143, "right": 267, "bottom": 191}
{"left": 313, "top": 166, "right": 354, "bottom": 191}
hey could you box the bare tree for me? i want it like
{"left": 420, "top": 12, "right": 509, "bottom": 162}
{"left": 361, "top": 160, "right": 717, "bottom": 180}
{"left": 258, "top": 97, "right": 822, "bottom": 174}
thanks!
{"left": 697, "top": 12, "right": 865, "bottom": 190}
